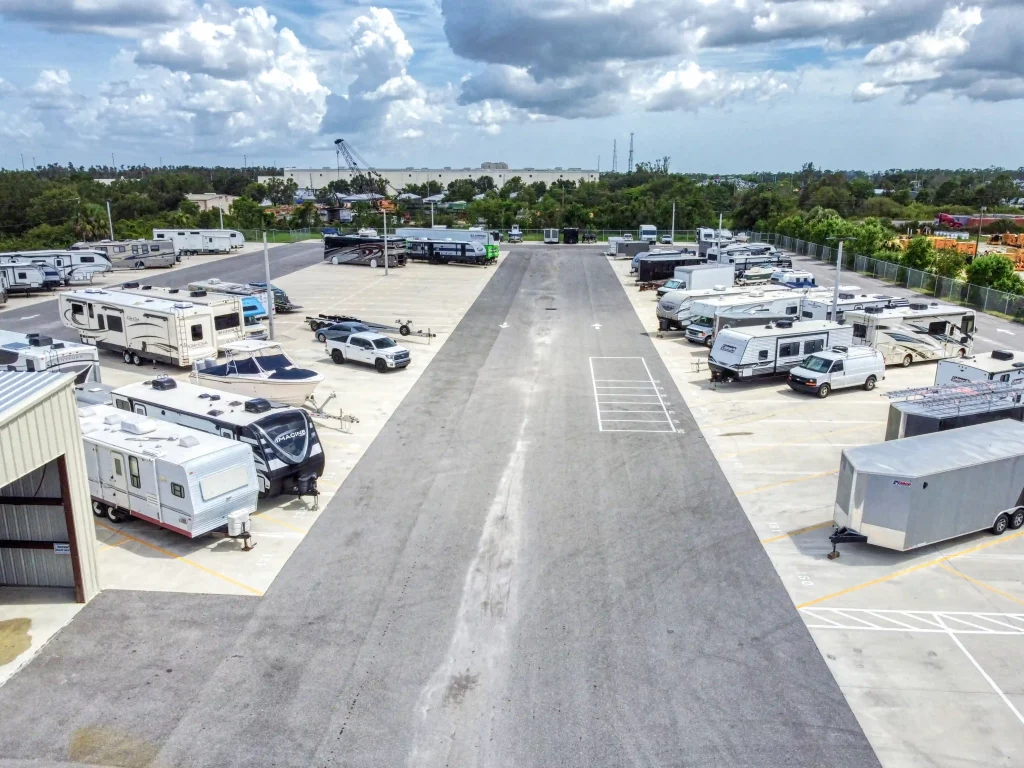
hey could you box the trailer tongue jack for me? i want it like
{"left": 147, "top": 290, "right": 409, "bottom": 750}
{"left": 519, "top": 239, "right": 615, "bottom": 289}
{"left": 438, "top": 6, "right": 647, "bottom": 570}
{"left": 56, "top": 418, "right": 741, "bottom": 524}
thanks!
{"left": 827, "top": 526, "right": 868, "bottom": 559}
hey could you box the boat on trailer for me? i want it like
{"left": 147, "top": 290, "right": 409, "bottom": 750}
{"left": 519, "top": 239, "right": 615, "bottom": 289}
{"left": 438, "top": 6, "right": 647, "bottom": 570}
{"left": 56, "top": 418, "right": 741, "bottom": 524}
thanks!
{"left": 190, "top": 340, "right": 324, "bottom": 406}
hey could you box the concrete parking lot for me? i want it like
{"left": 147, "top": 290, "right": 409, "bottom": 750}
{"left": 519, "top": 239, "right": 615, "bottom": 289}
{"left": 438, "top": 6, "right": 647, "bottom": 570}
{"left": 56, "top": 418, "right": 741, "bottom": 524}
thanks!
{"left": 611, "top": 254, "right": 1024, "bottom": 767}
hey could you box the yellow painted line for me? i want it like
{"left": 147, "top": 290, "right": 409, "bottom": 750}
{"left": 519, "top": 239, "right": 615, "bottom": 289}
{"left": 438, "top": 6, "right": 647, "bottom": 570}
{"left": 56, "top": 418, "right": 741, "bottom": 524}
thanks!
{"left": 718, "top": 423, "right": 879, "bottom": 459}
{"left": 94, "top": 520, "right": 263, "bottom": 596}
{"left": 760, "top": 520, "right": 833, "bottom": 544}
{"left": 736, "top": 470, "right": 839, "bottom": 496}
{"left": 938, "top": 564, "right": 1024, "bottom": 607}
{"left": 98, "top": 535, "right": 130, "bottom": 553}
{"left": 252, "top": 511, "right": 308, "bottom": 535}
{"left": 796, "top": 529, "right": 1024, "bottom": 610}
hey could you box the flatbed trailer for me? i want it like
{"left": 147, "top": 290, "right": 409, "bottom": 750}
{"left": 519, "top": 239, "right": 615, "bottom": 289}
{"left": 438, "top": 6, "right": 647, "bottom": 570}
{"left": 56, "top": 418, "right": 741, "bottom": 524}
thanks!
{"left": 306, "top": 313, "right": 436, "bottom": 338}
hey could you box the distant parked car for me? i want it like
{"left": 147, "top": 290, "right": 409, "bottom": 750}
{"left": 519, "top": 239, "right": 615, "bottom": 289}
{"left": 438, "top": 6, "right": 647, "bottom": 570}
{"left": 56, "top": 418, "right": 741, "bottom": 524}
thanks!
{"left": 314, "top": 321, "right": 373, "bottom": 343}
{"left": 326, "top": 332, "right": 411, "bottom": 372}
{"left": 622, "top": 233, "right": 634, "bottom": 241}
{"left": 660, "top": 235, "right": 673, "bottom": 244}
{"left": 656, "top": 279, "right": 686, "bottom": 297}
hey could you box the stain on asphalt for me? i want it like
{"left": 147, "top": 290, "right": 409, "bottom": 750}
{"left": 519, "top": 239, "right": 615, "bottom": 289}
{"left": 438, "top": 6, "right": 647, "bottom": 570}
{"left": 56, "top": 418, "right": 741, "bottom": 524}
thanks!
{"left": 443, "top": 670, "right": 480, "bottom": 706}
{"left": 0, "top": 617, "right": 31, "bottom": 666}
{"left": 69, "top": 726, "right": 160, "bottom": 768}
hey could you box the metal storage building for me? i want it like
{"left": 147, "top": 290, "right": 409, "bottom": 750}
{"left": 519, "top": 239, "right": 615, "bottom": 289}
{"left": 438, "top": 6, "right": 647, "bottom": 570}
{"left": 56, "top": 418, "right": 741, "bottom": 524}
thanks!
{"left": 0, "top": 372, "right": 100, "bottom": 603}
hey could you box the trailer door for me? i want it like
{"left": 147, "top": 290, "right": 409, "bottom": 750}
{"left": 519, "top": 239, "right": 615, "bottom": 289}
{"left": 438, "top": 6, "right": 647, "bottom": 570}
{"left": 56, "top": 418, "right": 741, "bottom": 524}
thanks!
{"left": 102, "top": 450, "right": 130, "bottom": 510}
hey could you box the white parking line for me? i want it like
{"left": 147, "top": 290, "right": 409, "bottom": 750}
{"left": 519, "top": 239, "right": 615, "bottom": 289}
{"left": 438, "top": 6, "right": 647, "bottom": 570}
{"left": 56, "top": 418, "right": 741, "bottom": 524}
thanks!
{"left": 590, "top": 357, "right": 677, "bottom": 434}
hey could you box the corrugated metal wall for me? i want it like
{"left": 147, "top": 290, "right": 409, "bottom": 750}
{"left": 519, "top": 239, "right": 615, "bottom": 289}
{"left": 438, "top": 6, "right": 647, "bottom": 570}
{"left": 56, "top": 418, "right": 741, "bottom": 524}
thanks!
{"left": 0, "top": 464, "right": 74, "bottom": 587}
{"left": 0, "top": 378, "right": 100, "bottom": 601}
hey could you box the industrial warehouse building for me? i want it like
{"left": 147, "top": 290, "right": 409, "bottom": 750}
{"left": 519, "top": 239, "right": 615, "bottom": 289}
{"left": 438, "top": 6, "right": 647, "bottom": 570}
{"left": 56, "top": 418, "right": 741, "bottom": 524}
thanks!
{"left": 263, "top": 164, "right": 600, "bottom": 192}
{"left": 0, "top": 372, "right": 100, "bottom": 605}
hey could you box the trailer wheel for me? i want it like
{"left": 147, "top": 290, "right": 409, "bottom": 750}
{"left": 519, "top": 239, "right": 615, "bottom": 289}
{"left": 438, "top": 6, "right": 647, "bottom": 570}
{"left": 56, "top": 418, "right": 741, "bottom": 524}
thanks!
{"left": 399, "top": 324, "right": 411, "bottom": 336}
{"left": 331, "top": 349, "right": 345, "bottom": 364}
{"left": 92, "top": 502, "right": 106, "bottom": 517}
{"left": 107, "top": 506, "right": 128, "bottom": 524}
{"left": 1010, "top": 509, "right": 1024, "bottom": 530}
{"left": 993, "top": 513, "right": 1010, "bottom": 535}
{"left": 375, "top": 358, "right": 388, "bottom": 373}
{"left": 901, "top": 355, "right": 913, "bottom": 367}
{"left": 134, "top": 261, "right": 145, "bottom": 270}
{"left": 817, "top": 383, "right": 831, "bottom": 399}
{"left": 131, "top": 352, "right": 144, "bottom": 366}
{"left": 122, "top": 350, "right": 133, "bottom": 364}
{"left": 863, "top": 375, "right": 877, "bottom": 391}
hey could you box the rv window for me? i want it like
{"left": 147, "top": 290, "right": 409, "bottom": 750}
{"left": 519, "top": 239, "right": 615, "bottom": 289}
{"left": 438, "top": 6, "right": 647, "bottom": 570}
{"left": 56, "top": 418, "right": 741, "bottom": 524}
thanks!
{"left": 115, "top": 246, "right": 126, "bottom": 254}
{"left": 18, "top": 272, "right": 26, "bottom": 280}
{"left": 785, "top": 306, "right": 797, "bottom": 315}
{"left": 171, "top": 482, "right": 185, "bottom": 498}
{"left": 802, "top": 311, "right": 813, "bottom": 318}
{"left": 88, "top": 304, "right": 94, "bottom": 318}
{"left": 214, "top": 313, "right": 241, "bottom": 331}
{"left": 852, "top": 323, "right": 867, "bottom": 339}
{"left": 80, "top": 256, "right": 95, "bottom": 263}
{"left": 758, "top": 350, "right": 768, "bottom": 360}
{"left": 962, "top": 315, "right": 975, "bottom": 334}
{"left": 71, "top": 302, "right": 84, "bottom": 317}
{"left": 114, "top": 399, "right": 131, "bottom": 412}
{"left": 803, "top": 339, "right": 824, "bottom": 354}
{"left": 141, "top": 245, "right": 149, "bottom": 254}
{"left": 97, "top": 315, "right": 105, "bottom": 331}
{"left": 779, "top": 342, "right": 799, "bottom": 357}
{"left": 113, "top": 457, "right": 123, "bottom": 476}
{"left": 107, "top": 315, "right": 123, "bottom": 333}
{"left": 927, "top": 320, "right": 948, "bottom": 334}
{"left": 131, "top": 245, "right": 139, "bottom": 255}
{"left": 1001, "top": 374, "right": 1011, "bottom": 383}
{"left": 128, "top": 456, "right": 141, "bottom": 489}
{"left": 191, "top": 324, "right": 204, "bottom": 341}
{"left": 25, "top": 360, "right": 35, "bottom": 372}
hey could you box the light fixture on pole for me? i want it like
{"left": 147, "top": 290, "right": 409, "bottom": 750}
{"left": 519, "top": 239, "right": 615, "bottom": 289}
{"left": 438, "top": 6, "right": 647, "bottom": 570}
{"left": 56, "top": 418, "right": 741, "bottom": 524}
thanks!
{"left": 828, "top": 236, "right": 845, "bottom": 321}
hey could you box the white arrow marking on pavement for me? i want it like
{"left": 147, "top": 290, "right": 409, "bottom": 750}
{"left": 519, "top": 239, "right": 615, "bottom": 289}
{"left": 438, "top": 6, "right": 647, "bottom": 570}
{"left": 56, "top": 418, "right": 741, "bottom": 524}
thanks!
{"left": 997, "top": 329, "right": 1015, "bottom": 335}
{"left": 592, "top": 323, "right": 602, "bottom": 330}
{"left": 499, "top": 322, "right": 509, "bottom": 329}
{"left": 18, "top": 314, "right": 39, "bottom": 320}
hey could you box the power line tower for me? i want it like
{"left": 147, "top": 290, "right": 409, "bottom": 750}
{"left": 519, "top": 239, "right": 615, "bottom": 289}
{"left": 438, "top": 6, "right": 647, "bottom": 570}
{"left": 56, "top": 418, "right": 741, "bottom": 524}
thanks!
{"left": 612, "top": 140, "right": 617, "bottom": 173}
{"left": 627, "top": 133, "right": 634, "bottom": 173}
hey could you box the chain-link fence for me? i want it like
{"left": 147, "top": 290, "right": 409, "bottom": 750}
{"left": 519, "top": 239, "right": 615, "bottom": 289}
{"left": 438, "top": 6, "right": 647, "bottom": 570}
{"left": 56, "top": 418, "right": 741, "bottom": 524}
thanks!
{"left": 750, "top": 231, "right": 1024, "bottom": 323}
{"left": 239, "top": 228, "right": 321, "bottom": 244}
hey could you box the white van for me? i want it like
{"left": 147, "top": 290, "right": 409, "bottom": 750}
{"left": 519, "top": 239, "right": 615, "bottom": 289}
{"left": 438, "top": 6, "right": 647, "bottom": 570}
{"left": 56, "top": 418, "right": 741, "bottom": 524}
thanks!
{"left": 787, "top": 346, "right": 886, "bottom": 398}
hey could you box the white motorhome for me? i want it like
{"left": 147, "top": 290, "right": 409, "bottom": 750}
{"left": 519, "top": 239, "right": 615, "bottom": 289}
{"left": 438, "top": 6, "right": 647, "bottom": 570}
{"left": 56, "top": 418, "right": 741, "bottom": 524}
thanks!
{"left": 115, "top": 283, "right": 250, "bottom": 346}
{"left": 0, "top": 249, "right": 111, "bottom": 285}
{"left": 149, "top": 230, "right": 233, "bottom": 256}
{"left": 697, "top": 226, "right": 734, "bottom": 256}
{"left": 0, "top": 262, "right": 47, "bottom": 294}
{"left": 107, "top": 377, "right": 325, "bottom": 499}
{"left": 395, "top": 227, "right": 493, "bottom": 246}
{"left": 656, "top": 285, "right": 791, "bottom": 331}
{"left": 0, "top": 330, "right": 101, "bottom": 383}
{"left": 72, "top": 240, "right": 177, "bottom": 269}
{"left": 799, "top": 292, "right": 904, "bottom": 322}
{"left": 639, "top": 224, "right": 658, "bottom": 243}
{"left": 58, "top": 288, "right": 218, "bottom": 367}
{"left": 708, "top": 320, "right": 855, "bottom": 381}
{"left": 845, "top": 304, "right": 975, "bottom": 366}
{"left": 935, "top": 350, "right": 1024, "bottom": 386}
{"left": 79, "top": 404, "right": 257, "bottom": 540}
{"left": 685, "top": 290, "right": 805, "bottom": 346}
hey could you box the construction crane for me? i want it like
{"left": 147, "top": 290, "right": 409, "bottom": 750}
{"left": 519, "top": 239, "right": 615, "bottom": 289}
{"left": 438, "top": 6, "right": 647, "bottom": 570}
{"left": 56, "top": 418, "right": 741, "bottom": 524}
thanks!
{"left": 332, "top": 139, "right": 396, "bottom": 203}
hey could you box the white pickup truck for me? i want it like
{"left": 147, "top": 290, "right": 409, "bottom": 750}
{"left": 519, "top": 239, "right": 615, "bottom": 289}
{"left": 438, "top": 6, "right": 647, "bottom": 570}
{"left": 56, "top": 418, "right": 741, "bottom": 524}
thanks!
{"left": 326, "top": 331, "right": 411, "bottom": 373}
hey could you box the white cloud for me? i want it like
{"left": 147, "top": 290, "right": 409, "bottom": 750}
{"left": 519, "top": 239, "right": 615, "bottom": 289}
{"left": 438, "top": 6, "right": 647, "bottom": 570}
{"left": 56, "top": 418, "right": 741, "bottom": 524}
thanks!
{"left": 0, "top": 0, "right": 193, "bottom": 34}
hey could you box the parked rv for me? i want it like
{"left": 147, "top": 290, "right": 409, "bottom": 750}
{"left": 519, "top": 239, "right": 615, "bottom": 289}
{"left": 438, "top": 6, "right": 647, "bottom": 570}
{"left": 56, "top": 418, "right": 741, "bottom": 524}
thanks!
{"left": 0, "top": 330, "right": 101, "bottom": 383}
{"left": 770, "top": 269, "right": 816, "bottom": 288}
{"left": 0, "top": 262, "right": 48, "bottom": 295}
{"left": 80, "top": 403, "right": 258, "bottom": 540}
{"left": 831, "top": 420, "right": 1024, "bottom": 553}
{"left": 936, "top": 350, "right": 1024, "bottom": 386}
{"left": 543, "top": 229, "right": 559, "bottom": 244}
{"left": 697, "top": 226, "right": 734, "bottom": 256}
{"left": 58, "top": 288, "right": 218, "bottom": 367}
{"left": 323, "top": 233, "right": 407, "bottom": 267}
{"left": 657, "top": 285, "right": 788, "bottom": 332}
{"left": 106, "top": 378, "right": 324, "bottom": 499}
{"left": 405, "top": 240, "right": 489, "bottom": 265}
{"left": 639, "top": 225, "right": 658, "bottom": 243}
{"left": 656, "top": 264, "right": 734, "bottom": 296}
{"left": 845, "top": 304, "right": 975, "bottom": 366}
{"left": 685, "top": 291, "right": 804, "bottom": 346}
{"left": 799, "top": 292, "right": 904, "bottom": 322}
{"left": 0, "top": 249, "right": 111, "bottom": 285}
{"left": 116, "top": 284, "right": 253, "bottom": 344}
{"left": 72, "top": 240, "right": 177, "bottom": 269}
{"left": 153, "top": 228, "right": 244, "bottom": 252}
{"left": 787, "top": 346, "right": 886, "bottom": 398}
{"left": 395, "top": 227, "right": 493, "bottom": 245}
{"left": 708, "top": 320, "right": 854, "bottom": 381}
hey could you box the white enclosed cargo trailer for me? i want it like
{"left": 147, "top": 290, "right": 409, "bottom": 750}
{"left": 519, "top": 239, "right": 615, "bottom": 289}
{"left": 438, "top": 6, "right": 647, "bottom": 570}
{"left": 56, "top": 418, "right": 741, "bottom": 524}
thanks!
{"left": 831, "top": 420, "right": 1024, "bottom": 554}
{"left": 79, "top": 404, "right": 258, "bottom": 541}
{"left": 150, "top": 230, "right": 233, "bottom": 256}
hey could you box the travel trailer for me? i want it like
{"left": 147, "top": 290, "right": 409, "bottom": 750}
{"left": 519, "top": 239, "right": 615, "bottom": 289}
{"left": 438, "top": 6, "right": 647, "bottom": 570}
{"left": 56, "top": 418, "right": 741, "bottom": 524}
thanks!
{"left": 706, "top": 243, "right": 778, "bottom": 262}
{"left": 58, "top": 288, "right": 218, "bottom": 367}
{"left": 191, "top": 340, "right": 324, "bottom": 406}
{"left": 153, "top": 228, "right": 245, "bottom": 252}
{"left": 323, "top": 233, "right": 407, "bottom": 267}
{"left": 0, "top": 249, "right": 111, "bottom": 284}
{"left": 396, "top": 227, "right": 493, "bottom": 246}
{"left": 799, "top": 292, "right": 904, "bottom": 322}
{"left": 116, "top": 283, "right": 251, "bottom": 345}
{"left": 107, "top": 377, "right": 325, "bottom": 499}
{"left": 79, "top": 403, "right": 257, "bottom": 540}
{"left": 685, "top": 290, "right": 805, "bottom": 346}
{"left": 831, "top": 420, "right": 1024, "bottom": 553}
{"left": 656, "top": 285, "right": 791, "bottom": 332}
{"left": 405, "top": 239, "right": 489, "bottom": 265}
{"left": 769, "top": 269, "right": 816, "bottom": 288}
{"left": 639, "top": 224, "right": 658, "bottom": 243}
{"left": 708, "top": 321, "right": 855, "bottom": 381}
{"left": 0, "top": 330, "right": 101, "bottom": 383}
{"left": 149, "top": 230, "right": 232, "bottom": 255}
{"left": 0, "top": 262, "right": 48, "bottom": 294}
{"left": 845, "top": 304, "right": 975, "bottom": 366}
{"left": 935, "top": 350, "right": 1024, "bottom": 386}
{"left": 72, "top": 240, "right": 177, "bottom": 269}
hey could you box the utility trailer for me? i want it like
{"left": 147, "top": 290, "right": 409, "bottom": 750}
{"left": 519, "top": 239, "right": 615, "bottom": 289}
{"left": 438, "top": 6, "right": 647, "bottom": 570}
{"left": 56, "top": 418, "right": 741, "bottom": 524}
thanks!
{"left": 80, "top": 403, "right": 258, "bottom": 544}
{"left": 306, "top": 313, "right": 436, "bottom": 339}
{"left": 831, "top": 420, "right": 1024, "bottom": 556}
{"left": 635, "top": 254, "right": 704, "bottom": 283}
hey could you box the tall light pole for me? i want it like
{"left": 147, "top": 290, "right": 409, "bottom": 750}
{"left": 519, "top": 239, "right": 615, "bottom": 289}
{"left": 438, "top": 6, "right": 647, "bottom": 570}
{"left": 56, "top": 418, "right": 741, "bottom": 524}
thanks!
{"left": 105, "top": 201, "right": 115, "bottom": 240}
{"left": 975, "top": 206, "right": 987, "bottom": 261}
{"left": 263, "top": 232, "right": 275, "bottom": 340}
{"left": 831, "top": 239, "right": 844, "bottom": 322}
{"left": 670, "top": 200, "right": 676, "bottom": 243}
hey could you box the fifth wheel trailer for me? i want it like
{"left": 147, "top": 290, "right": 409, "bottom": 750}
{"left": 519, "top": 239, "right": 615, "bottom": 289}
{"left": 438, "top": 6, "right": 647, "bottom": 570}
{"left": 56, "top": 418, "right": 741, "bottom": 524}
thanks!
{"left": 832, "top": 420, "right": 1024, "bottom": 553}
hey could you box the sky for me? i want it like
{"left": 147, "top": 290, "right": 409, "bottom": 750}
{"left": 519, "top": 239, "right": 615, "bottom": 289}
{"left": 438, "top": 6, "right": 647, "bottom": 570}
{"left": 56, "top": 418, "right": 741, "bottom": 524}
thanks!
{"left": 0, "top": 0, "right": 1021, "bottom": 174}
